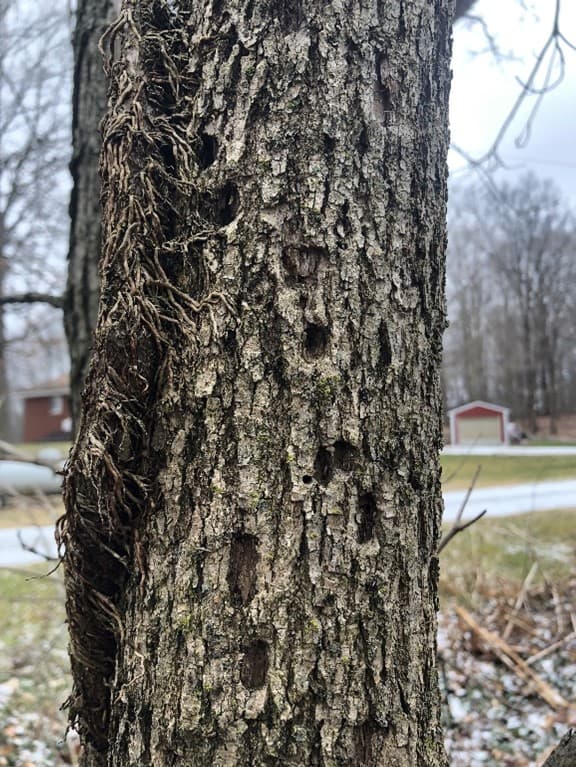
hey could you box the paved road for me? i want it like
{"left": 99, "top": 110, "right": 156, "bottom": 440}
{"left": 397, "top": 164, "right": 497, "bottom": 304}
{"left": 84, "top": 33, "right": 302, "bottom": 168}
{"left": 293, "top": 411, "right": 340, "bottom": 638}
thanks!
{"left": 1, "top": 478, "right": 575, "bottom": 565}
{"left": 442, "top": 478, "right": 576, "bottom": 522}
{"left": 0, "top": 525, "right": 57, "bottom": 567}
{"left": 443, "top": 445, "right": 576, "bottom": 456}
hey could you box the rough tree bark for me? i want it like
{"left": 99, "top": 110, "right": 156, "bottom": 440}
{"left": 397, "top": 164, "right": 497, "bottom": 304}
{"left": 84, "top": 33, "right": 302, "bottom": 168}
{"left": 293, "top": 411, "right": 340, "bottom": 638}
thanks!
{"left": 59, "top": 1, "right": 452, "bottom": 765}
{"left": 543, "top": 730, "right": 576, "bottom": 767}
{"left": 64, "top": 1, "right": 470, "bottom": 424}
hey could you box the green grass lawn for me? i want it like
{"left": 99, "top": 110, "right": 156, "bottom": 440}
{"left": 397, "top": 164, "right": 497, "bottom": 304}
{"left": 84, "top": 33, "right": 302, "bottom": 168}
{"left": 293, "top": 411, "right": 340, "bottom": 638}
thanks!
{"left": 527, "top": 439, "right": 576, "bottom": 447}
{"left": 440, "top": 508, "right": 576, "bottom": 596}
{"left": 441, "top": 454, "right": 576, "bottom": 491}
{"left": 0, "top": 565, "right": 70, "bottom": 764}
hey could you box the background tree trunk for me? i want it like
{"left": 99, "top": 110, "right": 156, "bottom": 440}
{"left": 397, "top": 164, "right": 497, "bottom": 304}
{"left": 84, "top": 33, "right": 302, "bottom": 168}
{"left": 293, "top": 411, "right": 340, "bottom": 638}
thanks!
{"left": 60, "top": 1, "right": 452, "bottom": 765}
{"left": 65, "top": 0, "right": 117, "bottom": 422}
{"left": 0, "top": 247, "right": 11, "bottom": 438}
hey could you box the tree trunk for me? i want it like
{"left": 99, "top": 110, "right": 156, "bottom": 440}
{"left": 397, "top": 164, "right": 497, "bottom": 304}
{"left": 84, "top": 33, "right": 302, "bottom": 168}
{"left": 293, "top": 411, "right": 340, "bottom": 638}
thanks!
{"left": 59, "top": 2, "right": 452, "bottom": 765}
{"left": 543, "top": 730, "right": 576, "bottom": 767}
{"left": 0, "top": 248, "right": 11, "bottom": 439}
{"left": 65, "top": 0, "right": 117, "bottom": 423}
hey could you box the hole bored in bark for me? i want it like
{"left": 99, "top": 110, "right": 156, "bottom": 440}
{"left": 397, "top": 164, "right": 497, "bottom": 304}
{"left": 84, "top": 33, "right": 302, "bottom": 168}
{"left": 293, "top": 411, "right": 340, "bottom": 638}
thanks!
{"left": 358, "top": 492, "right": 377, "bottom": 543}
{"left": 378, "top": 320, "right": 392, "bottom": 370}
{"left": 240, "top": 640, "right": 269, "bottom": 689}
{"left": 375, "top": 53, "right": 392, "bottom": 114}
{"left": 323, "top": 133, "right": 336, "bottom": 153}
{"left": 197, "top": 132, "right": 218, "bottom": 169}
{"left": 314, "top": 447, "right": 333, "bottom": 485}
{"left": 359, "top": 126, "right": 369, "bottom": 155}
{"left": 227, "top": 533, "right": 259, "bottom": 605}
{"left": 202, "top": 181, "right": 239, "bottom": 227}
{"left": 282, "top": 246, "right": 327, "bottom": 284}
{"left": 304, "top": 323, "right": 329, "bottom": 360}
{"left": 333, "top": 441, "right": 357, "bottom": 472}
{"left": 302, "top": 475, "right": 313, "bottom": 485}
{"left": 216, "top": 181, "right": 239, "bottom": 226}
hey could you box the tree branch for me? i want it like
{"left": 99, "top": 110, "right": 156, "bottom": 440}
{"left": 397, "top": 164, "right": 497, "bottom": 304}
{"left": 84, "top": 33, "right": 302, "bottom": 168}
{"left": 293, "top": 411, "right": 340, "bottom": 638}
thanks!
{"left": 438, "top": 464, "right": 487, "bottom": 552}
{"left": 0, "top": 292, "right": 64, "bottom": 309}
{"left": 454, "top": 0, "right": 478, "bottom": 21}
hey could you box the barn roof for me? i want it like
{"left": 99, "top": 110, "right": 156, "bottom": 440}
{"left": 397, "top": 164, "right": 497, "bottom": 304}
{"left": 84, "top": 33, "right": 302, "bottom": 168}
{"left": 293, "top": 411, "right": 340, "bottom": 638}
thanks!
{"left": 448, "top": 400, "right": 510, "bottom": 417}
{"left": 16, "top": 374, "right": 70, "bottom": 400}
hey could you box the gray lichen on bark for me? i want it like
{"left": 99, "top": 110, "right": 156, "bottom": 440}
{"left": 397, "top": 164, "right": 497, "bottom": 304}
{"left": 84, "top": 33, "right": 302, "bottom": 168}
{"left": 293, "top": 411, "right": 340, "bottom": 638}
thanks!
{"left": 59, "top": 1, "right": 453, "bottom": 765}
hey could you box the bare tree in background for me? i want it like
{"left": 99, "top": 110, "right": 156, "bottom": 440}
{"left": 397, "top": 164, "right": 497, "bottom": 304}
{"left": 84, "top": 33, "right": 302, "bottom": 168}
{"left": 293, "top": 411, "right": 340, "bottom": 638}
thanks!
{"left": 0, "top": 0, "right": 71, "bottom": 437}
{"left": 487, "top": 175, "right": 576, "bottom": 432}
{"left": 445, "top": 174, "right": 576, "bottom": 432}
{"left": 445, "top": 207, "right": 492, "bottom": 404}
{"left": 65, "top": 0, "right": 120, "bottom": 423}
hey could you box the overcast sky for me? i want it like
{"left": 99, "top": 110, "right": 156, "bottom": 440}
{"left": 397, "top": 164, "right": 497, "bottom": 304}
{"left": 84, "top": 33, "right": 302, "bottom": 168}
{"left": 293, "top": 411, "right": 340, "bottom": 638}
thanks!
{"left": 449, "top": 0, "right": 576, "bottom": 204}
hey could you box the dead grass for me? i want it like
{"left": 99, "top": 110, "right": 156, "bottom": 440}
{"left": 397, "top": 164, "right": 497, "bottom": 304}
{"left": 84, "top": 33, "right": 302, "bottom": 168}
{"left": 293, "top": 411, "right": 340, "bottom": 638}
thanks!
{"left": 0, "top": 497, "right": 63, "bottom": 529}
{"left": 11, "top": 442, "right": 71, "bottom": 459}
{"left": 440, "top": 508, "right": 576, "bottom": 602}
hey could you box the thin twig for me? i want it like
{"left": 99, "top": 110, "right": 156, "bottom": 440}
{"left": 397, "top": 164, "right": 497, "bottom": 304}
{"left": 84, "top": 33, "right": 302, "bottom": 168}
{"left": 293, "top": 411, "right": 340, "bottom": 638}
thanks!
{"left": 502, "top": 561, "right": 539, "bottom": 641}
{"left": 439, "top": 465, "right": 486, "bottom": 552}
{"left": 452, "top": 0, "right": 575, "bottom": 172}
{"left": 526, "top": 631, "right": 576, "bottom": 666}
{"left": 456, "top": 605, "right": 571, "bottom": 710}
{"left": 16, "top": 531, "right": 58, "bottom": 562}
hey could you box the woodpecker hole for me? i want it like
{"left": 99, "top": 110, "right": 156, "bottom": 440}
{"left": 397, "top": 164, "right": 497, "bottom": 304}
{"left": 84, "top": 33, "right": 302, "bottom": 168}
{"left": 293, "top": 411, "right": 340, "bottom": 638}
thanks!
{"left": 314, "top": 447, "right": 333, "bottom": 485}
{"left": 333, "top": 441, "right": 358, "bottom": 472}
{"left": 227, "top": 533, "right": 259, "bottom": 605}
{"left": 197, "top": 132, "right": 218, "bottom": 169}
{"left": 358, "top": 492, "right": 377, "bottom": 543}
{"left": 240, "top": 640, "right": 269, "bottom": 690}
{"left": 304, "top": 323, "right": 329, "bottom": 360}
{"left": 378, "top": 320, "right": 392, "bottom": 370}
{"left": 282, "top": 246, "right": 327, "bottom": 285}
{"left": 202, "top": 181, "right": 239, "bottom": 227}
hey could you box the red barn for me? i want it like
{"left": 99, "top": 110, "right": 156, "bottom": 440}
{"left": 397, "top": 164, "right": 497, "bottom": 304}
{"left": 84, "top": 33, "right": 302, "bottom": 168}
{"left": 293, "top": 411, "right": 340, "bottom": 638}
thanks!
{"left": 18, "top": 374, "right": 72, "bottom": 442}
{"left": 448, "top": 400, "right": 510, "bottom": 446}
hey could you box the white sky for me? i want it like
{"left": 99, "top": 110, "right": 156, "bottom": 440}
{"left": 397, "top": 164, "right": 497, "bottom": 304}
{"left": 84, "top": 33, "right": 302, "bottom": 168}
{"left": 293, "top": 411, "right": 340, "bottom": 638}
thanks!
{"left": 449, "top": 0, "right": 576, "bottom": 203}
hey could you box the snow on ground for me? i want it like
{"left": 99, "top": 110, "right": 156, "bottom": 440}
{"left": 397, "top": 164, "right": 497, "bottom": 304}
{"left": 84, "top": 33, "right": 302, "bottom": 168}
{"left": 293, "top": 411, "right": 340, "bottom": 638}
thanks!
{"left": 439, "top": 579, "right": 576, "bottom": 766}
